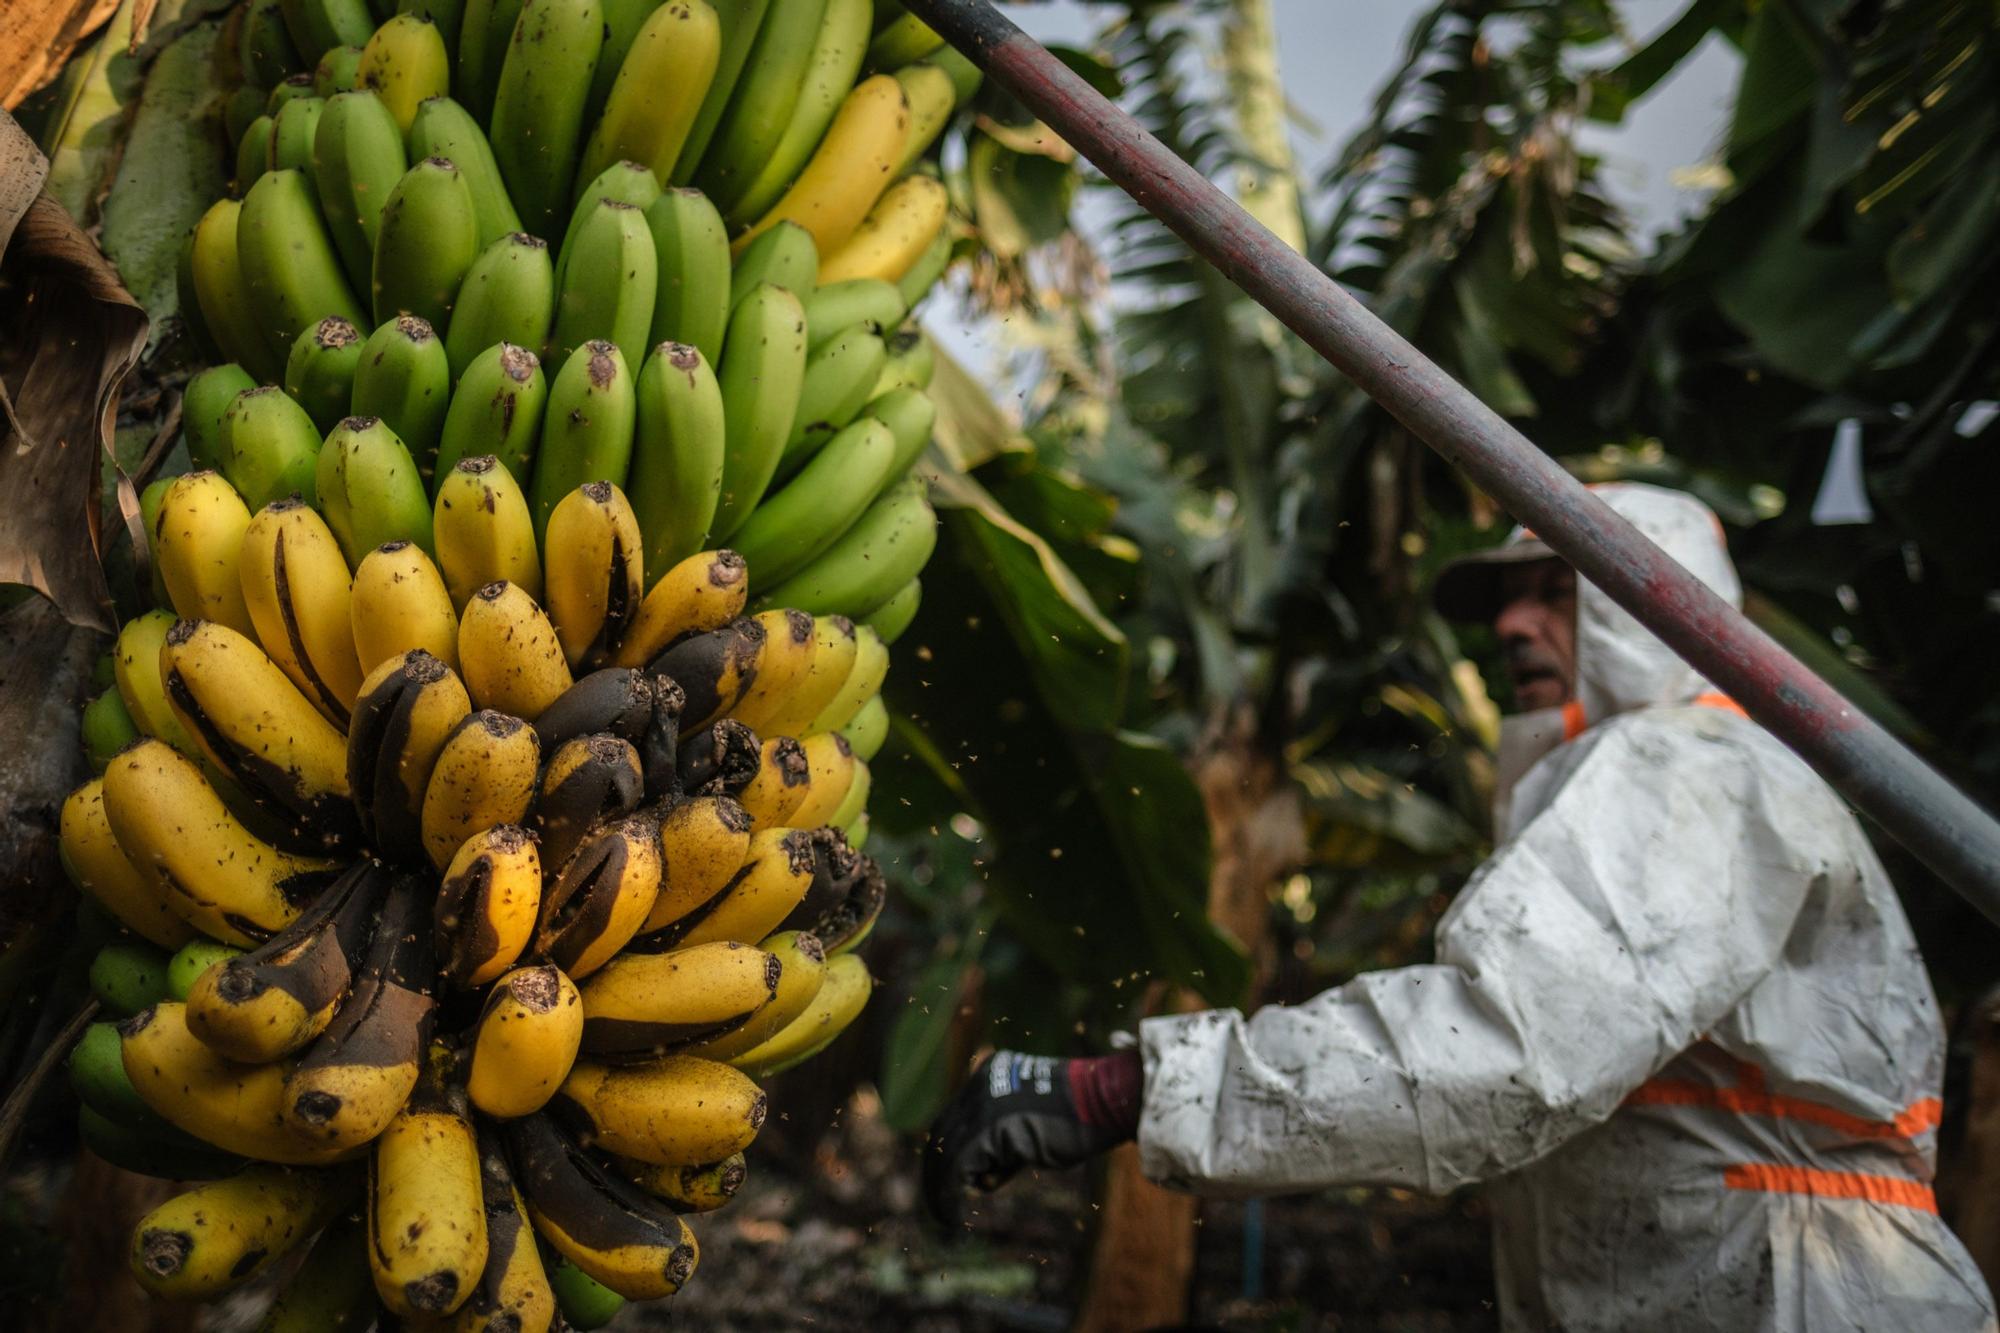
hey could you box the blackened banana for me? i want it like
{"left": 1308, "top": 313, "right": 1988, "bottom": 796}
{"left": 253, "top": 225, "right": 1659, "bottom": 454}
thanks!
{"left": 650, "top": 615, "right": 763, "bottom": 730}
{"left": 535, "top": 734, "right": 645, "bottom": 873}
{"left": 345, "top": 649, "right": 472, "bottom": 863}
{"left": 533, "top": 814, "right": 662, "bottom": 979}
{"left": 673, "top": 717, "right": 761, "bottom": 799}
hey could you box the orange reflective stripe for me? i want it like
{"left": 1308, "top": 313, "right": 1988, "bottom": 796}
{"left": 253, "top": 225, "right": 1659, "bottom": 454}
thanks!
{"left": 1625, "top": 1072, "right": 1942, "bottom": 1141}
{"left": 1561, "top": 699, "right": 1588, "bottom": 740}
{"left": 1693, "top": 690, "right": 1747, "bottom": 718}
{"left": 1558, "top": 691, "right": 1741, "bottom": 744}
{"left": 1723, "top": 1163, "right": 1938, "bottom": 1214}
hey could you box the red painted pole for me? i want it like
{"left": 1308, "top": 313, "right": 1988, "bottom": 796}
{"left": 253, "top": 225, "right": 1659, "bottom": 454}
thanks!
{"left": 899, "top": 0, "right": 2000, "bottom": 911}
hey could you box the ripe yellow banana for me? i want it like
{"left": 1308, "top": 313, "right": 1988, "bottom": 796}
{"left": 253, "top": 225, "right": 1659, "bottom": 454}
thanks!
{"left": 239, "top": 499, "right": 365, "bottom": 728}
{"left": 641, "top": 826, "right": 814, "bottom": 950}
{"left": 119, "top": 1002, "right": 351, "bottom": 1164}
{"left": 681, "top": 929, "right": 826, "bottom": 1061}
{"left": 435, "top": 823, "right": 542, "bottom": 989}
{"left": 610, "top": 548, "right": 750, "bottom": 668}
{"left": 284, "top": 875, "right": 437, "bottom": 1153}
{"left": 724, "top": 608, "right": 817, "bottom": 732}
{"left": 466, "top": 964, "right": 584, "bottom": 1119}
{"left": 346, "top": 649, "right": 472, "bottom": 862}
{"left": 577, "top": 941, "right": 779, "bottom": 1060}
{"left": 116, "top": 609, "right": 203, "bottom": 759}
{"left": 434, "top": 455, "right": 544, "bottom": 610}
{"left": 786, "top": 730, "right": 856, "bottom": 828}
{"left": 805, "top": 621, "right": 885, "bottom": 734}
{"left": 545, "top": 481, "right": 645, "bottom": 670}
{"left": 160, "top": 618, "right": 360, "bottom": 851}
{"left": 729, "top": 949, "right": 871, "bottom": 1077}
{"left": 102, "top": 740, "right": 339, "bottom": 947}
{"left": 536, "top": 734, "right": 645, "bottom": 874}
{"left": 60, "top": 780, "right": 196, "bottom": 950}
{"left": 153, "top": 471, "right": 257, "bottom": 638}
{"left": 578, "top": 0, "right": 721, "bottom": 187}
{"left": 818, "top": 174, "right": 947, "bottom": 284}
{"left": 621, "top": 1152, "right": 744, "bottom": 1213}
{"left": 733, "top": 73, "right": 909, "bottom": 258}
{"left": 644, "top": 794, "right": 753, "bottom": 932}
{"left": 131, "top": 1165, "right": 341, "bottom": 1300}
{"left": 555, "top": 1055, "right": 765, "bottom": 1165}
{"left": 460, "top": 580, "right": 574, "bottom": 722}
{"left": 760, "top": 613, "right": 857, "bottom": 736}
{"left": 369, "top": 1051, "right": 487, "bottom": 1318}
{"left": 351, "top": 540, "right": 461, "bottom": 677}
{"left": 185, "top": 859, "right": 386, "bottom": 1063}
{"left": 533, "top": 814, "right": 662, "bottom": 978}
{"left": 735, "top": 735, "right": 810, "bottom": 827}
{"left": 421, "top": 710, "right": 543, "bottom": 871}
{"left": 505, "top": 1112, "right": 698, "bottom": 1300}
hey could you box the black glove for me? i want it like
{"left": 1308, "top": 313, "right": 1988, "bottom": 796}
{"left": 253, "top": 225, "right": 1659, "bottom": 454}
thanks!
{"left": 923, "top": 1050, "right": 1141, "bottom": 1228}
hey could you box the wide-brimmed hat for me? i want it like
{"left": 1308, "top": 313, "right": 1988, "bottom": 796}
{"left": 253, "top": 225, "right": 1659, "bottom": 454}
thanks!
{"left": 1430, "top": 528, "right": 1561, "bottom": 622}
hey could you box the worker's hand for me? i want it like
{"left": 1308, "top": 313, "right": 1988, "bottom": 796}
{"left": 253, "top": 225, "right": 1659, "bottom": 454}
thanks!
{"left": 923, "top": 1050, "right": 1142, "bottom": 1228}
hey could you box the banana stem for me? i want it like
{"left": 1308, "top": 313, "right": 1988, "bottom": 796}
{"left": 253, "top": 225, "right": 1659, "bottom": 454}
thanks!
{"left": 0, "top": 997, "right": 99, "bottom": 1175}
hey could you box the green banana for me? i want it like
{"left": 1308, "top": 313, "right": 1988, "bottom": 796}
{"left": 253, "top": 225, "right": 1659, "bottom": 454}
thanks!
{"left": 628, "top": 340, "right": 726, "bottom": 582}
{"left": 530, "top": 340, "right": 637, "bottom": 537}
{"left": 894, "top": 220, "right": 951, "bottom": 309}
{"left": 865, "top": 382, "right": 935, "bottom": 479}
{"left": 70, "top": 1021, "right": 157, "bottom": 1126}
{"left": 224, "top": 89, "right": 267, "bottom": 163}
{"left": 351, "top": 314, "right": 453, "bottom": 478}
{"left": 317, "top": 415, "right": 437, "bottom": 562}
{"left": 558, "top": 159, "right": 663, "bottom": 267}
{"left": 189, "top": 201, "right": 280, "bottom": 380}
{"left": 406, "top": 95, "right": 523, "bottom": 246}
{"left": 238, "top": 168, "right": 367, "bottom": 368}
{"left": 756, "top": 475, "right": 935, "bottom": 614}
{"left": 285, "top": 315, "right": 366, "bottom": 433}
{"left": 548, "top": 1257, "right": 626, "bottom": 1329}
{"left": 79, "top": 1104, "right": 245, "bottom": 1181}
{"left": 455, "top": 0, "right": 525, "bottom": 121}
{"left": 803, "top": 278, "right": 905, "bottom": 351}
{"left": 255, "top": 1217, "right": 374, "bottom": 1333}
{"left": 436, "top": 342, "right": 546, "bottom": 486}
{"left": 357, "top": 13, "right": 452, "bottom": 131}
{"left": 577, "top": 0, "right": 720, "bottom": 189}
{"left": 444, "top": 231, "right": 555, "bottom": 380}
{"left": 242, "top": 0, "right": 305, "bottom": 90}
{"left": 280, "top": 0, "right": 375, "bottom": 66}
{"left": 373, "top": 156, "right": 480, "bottom": 331}
{"left": 270, "top": 82, "right": 321, "bottom": 125}
{"left": 313, "top": 42, "right": 365, "bottom": 95}
{"left": 268, "top": 94, "right": 327, "bottom": 187}
{"left": 398, "top": 0, "right": 467, "bottom": 57}
{"left": 219, "top": 383, "right": 324, "bottom": 510}
{"left": 840, "top": 689, "right": 889, "bottom": 756}
{"left": 722, "top": 0, "right": 870, "bottom": 227}
{"left": 90, "top": 940, "right": 172, "bottom": 1019}
{"left": 727, "top": 219, "right": 817, "bottom": 312}
{"left": 776, "top": 320, "right": 886, "bottom": 473}
{"left": 549, "top": 198, "right": 658, "bottom": 370}
{"left": 870, "top": 322, "right": 934, "bottom": 395}
{"left": 236, "top": 115, "right": 275, "bottom": 193}
{"left": 693, "top": 0, "right": 827, "bottom": 214}
{"left": 931, "top": 37, "right": 983, "bottom": 103}
{"left": 183, "top": 363, "right": 257, "bottom": 471}
{"left": 136, "top": 478, "right": 173, "bottom": 605}
{"left": 671, "top": 0, "right": 773, "bottom": 182}
{"left": 710, "top": 282, "right": 806, "bottom": 541}
{"left": 82, "top": 687, "right": 141, "bottom": 773}
{"left": 645, "top": 187, "right": 730, "bottom": 367}
{"left": 489, "top": 0, "right": 605, "bottom": 236}
{"left": 860, "top": 576, "right": 919, "bottom": 643}
{"left": 731, "top": 417, "right": 896, "bottom": 586}
{"left": 889, "top": 59, "right": 954, "bottom": 176}
{"left": 312, "top": 89, "right": 408, "bottom": 293}
{"left": 866, "top": 10, "right": 941, "bottom": 70}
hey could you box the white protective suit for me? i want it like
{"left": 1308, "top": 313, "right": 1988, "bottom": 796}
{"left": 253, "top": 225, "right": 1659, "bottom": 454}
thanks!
{"left": 1138, "top": 483, "right": 1997, "bottom": 1330}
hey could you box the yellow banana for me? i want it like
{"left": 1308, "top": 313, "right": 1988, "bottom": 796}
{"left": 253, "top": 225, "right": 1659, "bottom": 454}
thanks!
{"left": 724, "top": 608, "right": 817, "bottom": 732}
{"left": 787, "top": 730, "right": 856, "bottom": 828}
{"left": 369, "top": 1050, "right": 487, "bottom": 1318}
{"left": 678, "top": 929, "right": 825, "bottom": 1061}
{"left": 730, "top": 950, "right": 871, "bottom": 1077}
{"left": 533, "top": 814, "right": 662, "bottom": 978}
{"left": 545, "top": 481, "right": 646, "bottom": 670}
{"left": 459, "top": 580, "right": 575, "bottom": 721}
{"left": 153, "top": 471, "right": 256, "bottom": 638}
{"left": 554, "top": 1055, "right": 765, "bottom": 1165}
{"left": 804, "top": 621, "right": 885, "bottom": 734}
{"left": 351, "top": 540, "right": 461, "bottom": 677}
{"left": 621, "top": 1152, "right": 744, "bottom": 1213}
{"left": 60, "top": 780, "right": 196, "bottom": 950}
{"left": 102, "top": 740, "right": 338, "bottom": 947}
{"left": 239, "top": 499, "right": 365, "bottom": 727}
{"left": 827, "top": 754, "right": 870, "bottom": 833}
{"left": 160, "top": 618, "right": 359, "bottom": 850}
{"left": 733, "top": 74, "right": 909, "bottom": 258}
{"left": 116, "top": 609, "right": 202, "bottom": 758}
{"left": 434, "top": 455, "right": 544, "bottom": 610}
{"left": 466, "top": 964, "right": 584, "bottom": 1119}
{"left": 131, "top": 1165, "right": 342, "bottom": 1300}
{"left": 760, "top": 614, "right": 857, "bottom": 736}
{"left": 610, "top": 548, "right": 750, "bottom": 668}
{"left": 435, "top": 824, "right": 542, "bottom": 989}
{"left": 638, "top": 826, "right": 814, "bottom": 950}
{"left": 735, "top": 735, "right": 810, "bottom": 827}
{"left": 119, "top": 1002, "right": 351, "bottom": 1164}
{"left": 817, "top": 174, "right": 947, "bottom": 284}
{"left": 457, "top": 1135, "right": 556, "bottom": 1333}
{"left": 644, "top": 794, "right": 753, "bottom": 932}
{"left": 421, "top": 710, "right": 542, "bottom": 871}
{"left": 536, "top": 734, "right": 645, "bottom": 874}
{"left": 504, "top": 1112, "right": 698, "bottom": 1300}
{"left": 576, "top": 942, "right": 778, "bottom": 1061}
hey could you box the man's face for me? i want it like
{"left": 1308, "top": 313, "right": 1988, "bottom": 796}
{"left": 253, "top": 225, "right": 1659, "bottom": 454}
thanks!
{"left": 1493, "top": 561, "right": 1577, "bottom": 712}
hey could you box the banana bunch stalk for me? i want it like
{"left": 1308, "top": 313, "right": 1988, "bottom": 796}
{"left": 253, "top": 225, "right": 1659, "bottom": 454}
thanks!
{"left": 71, "top": 464, "right": 894, "bottom": 1325}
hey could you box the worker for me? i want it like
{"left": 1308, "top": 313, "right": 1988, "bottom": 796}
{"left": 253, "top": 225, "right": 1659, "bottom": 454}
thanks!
{"left": 924, "top": 483, "right": 1997, "bottom": 1330}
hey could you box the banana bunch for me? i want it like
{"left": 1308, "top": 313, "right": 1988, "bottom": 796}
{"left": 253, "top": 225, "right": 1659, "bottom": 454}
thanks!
{"left": 65, "top": 460, "right": 896, "bottom": 1326}
{"left": 180, "top": 0, "right": 972, "bottom": 632}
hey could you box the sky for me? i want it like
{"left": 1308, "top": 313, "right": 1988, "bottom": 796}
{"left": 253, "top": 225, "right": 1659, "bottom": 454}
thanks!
{"left": 932, "top": 1, "right": 1745, "bottom": 378}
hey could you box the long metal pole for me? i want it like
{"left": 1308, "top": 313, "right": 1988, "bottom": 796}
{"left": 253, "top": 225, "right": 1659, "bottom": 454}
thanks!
{"left": 899, "top": 0, "right": 2000, "bottom": 910}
